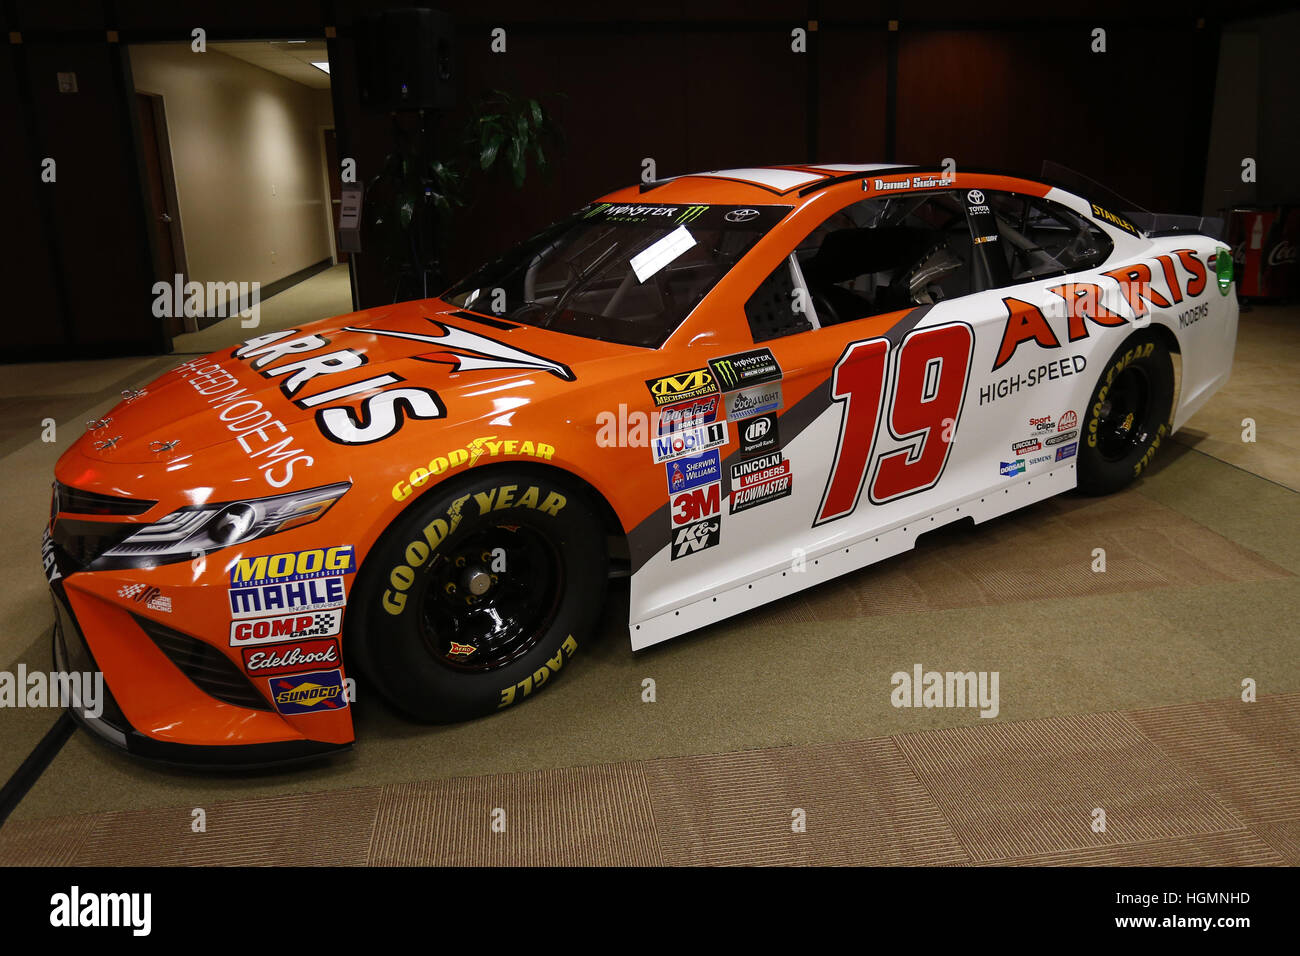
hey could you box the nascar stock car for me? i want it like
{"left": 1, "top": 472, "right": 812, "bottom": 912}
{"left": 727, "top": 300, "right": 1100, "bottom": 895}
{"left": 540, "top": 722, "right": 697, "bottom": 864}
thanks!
{"left": 44, "top": 162, "right": 1237, "bottom": 764}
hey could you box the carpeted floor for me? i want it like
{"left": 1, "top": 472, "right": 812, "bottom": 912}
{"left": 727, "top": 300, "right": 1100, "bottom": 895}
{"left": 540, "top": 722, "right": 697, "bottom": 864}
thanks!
{"left": 0, "top": 298, "right": 1296, "bottom": 865}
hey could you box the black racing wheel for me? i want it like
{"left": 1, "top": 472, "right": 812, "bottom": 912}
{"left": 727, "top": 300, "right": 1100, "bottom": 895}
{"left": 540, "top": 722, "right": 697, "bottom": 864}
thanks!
{"left": 349, "top": 470, "right": 607, "bottom": 721}
{"left": 1076, "top": 329, "right": 1176, "bottom": 496}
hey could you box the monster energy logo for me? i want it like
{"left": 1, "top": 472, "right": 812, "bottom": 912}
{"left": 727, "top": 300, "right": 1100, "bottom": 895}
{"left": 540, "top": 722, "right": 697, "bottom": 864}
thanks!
{"left": 676, "top": 205, "right": 708, "bottom": 224}
{"left": 713, "top": 359, "right": 739, "bottom": 388}
{"left": 584, "top": 203, "right": 611, "bottom": 219}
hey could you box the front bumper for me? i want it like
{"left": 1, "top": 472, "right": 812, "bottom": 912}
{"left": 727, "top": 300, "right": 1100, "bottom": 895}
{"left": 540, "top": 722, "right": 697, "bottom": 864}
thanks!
{"left": 46, "top": 550, "right": 352, "bottom": 770}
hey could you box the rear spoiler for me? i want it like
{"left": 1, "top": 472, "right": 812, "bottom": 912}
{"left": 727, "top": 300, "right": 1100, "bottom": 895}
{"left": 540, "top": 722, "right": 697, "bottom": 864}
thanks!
{"left": 1041, "top": 161, "right": 1224, "bottom": 241}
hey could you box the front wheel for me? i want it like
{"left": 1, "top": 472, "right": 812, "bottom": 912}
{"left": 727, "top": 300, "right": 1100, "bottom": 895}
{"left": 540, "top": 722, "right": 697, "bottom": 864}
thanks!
{"left": 1077, "top": 330, "right": 1175, "bottom": 496}
{"left": 350, "top": 470, "right": 608, "bottom": 722}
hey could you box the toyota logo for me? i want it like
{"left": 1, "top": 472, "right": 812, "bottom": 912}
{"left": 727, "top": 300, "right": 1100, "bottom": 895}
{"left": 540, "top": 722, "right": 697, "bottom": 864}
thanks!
{"left": 967, "top": 190, "right": 985, "bottom": 205}
{"left": 725, "top": 208, "right": 760, "bottom": 223}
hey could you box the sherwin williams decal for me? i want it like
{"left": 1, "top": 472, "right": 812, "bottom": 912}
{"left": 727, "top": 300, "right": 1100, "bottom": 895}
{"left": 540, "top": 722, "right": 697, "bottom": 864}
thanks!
{"left": 666, "top": 450, "right": 722, "bottom": 493}
{"left": 268, "top": 669, "right": 347, "bottom": 715}
{"left": 708, "top": 348, "right": 781, "bottom": 391}
{"left": 724, "top": 382, "right": 783, "bottom": 422}
{"left": 241, "top": 638, "right": 340, "bottom": 676}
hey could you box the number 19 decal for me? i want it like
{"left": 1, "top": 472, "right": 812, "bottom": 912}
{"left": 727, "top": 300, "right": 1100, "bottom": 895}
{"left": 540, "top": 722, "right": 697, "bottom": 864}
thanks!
{"left": 816, "top": 322, "right": 974, "bottom": 524}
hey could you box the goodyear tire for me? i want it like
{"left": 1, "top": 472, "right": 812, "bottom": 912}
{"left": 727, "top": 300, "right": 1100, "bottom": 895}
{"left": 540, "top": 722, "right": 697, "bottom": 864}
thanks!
{"left": 1076, "top": 330, "right": 1175, "bottom": 496}
{"left": 351, "top": 471, "right": 607, "bottom": 722}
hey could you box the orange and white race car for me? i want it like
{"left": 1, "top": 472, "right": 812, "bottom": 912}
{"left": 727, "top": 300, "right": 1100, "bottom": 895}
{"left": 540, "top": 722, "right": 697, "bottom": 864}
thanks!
{"left": 45, "top": 163, "right": 1237, "bottom": 765}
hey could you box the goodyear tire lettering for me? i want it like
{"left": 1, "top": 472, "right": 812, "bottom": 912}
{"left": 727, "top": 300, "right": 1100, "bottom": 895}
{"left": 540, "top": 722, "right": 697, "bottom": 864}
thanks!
{"left": 384, "top": 485, "right": 567, "bottom": 617}
{"left": 498, "top": 634, "right": 578, "bottom": 709}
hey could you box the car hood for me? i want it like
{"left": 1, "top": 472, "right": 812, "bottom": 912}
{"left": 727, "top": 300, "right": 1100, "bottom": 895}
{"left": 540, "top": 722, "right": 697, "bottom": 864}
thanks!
{"left": 74, "top": 300, "right": 637, "bottom": 464}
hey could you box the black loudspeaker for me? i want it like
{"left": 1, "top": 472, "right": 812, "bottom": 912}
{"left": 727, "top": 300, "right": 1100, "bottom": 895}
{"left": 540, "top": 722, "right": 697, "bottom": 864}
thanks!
{"left": 355, "top": 7, "right": 456, "bottom": 113}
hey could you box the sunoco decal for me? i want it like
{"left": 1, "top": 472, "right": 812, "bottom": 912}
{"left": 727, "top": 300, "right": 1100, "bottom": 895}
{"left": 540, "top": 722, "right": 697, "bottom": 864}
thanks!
{"left": 268, "top": 669, "right": 347, "bottom": 715}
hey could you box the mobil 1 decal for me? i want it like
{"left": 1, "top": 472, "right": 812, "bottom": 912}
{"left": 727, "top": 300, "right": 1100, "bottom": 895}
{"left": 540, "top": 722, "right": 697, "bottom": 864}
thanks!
{"left": 816, "top": 321, "right": 974, "bottom": 525}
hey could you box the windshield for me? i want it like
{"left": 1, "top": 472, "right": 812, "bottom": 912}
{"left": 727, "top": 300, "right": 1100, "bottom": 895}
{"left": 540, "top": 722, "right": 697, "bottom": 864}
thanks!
{"left": 444, "top": 202, "right": 791, "bottom": 347}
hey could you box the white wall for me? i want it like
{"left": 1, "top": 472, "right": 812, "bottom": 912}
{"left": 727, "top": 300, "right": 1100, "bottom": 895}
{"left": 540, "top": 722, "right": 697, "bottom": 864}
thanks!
{"left": 130, "top": 44, "right": 335, "bottom": 294}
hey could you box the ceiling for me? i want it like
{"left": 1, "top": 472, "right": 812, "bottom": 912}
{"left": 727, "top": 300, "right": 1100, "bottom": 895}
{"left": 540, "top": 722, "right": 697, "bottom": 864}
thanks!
{"left": 209, "top": 40, "right": 331, "bottom": 90}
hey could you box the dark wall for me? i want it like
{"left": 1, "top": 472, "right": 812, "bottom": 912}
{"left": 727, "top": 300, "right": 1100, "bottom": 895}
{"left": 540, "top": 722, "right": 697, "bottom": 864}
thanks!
{"left": 1, "top": 1, "right": 1276, "bottom": 361}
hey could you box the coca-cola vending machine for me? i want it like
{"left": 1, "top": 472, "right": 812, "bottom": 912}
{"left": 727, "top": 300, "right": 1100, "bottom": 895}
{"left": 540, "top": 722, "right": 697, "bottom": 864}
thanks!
{"left": 1227, "top": 206, "right": 1298, "bottom": 301}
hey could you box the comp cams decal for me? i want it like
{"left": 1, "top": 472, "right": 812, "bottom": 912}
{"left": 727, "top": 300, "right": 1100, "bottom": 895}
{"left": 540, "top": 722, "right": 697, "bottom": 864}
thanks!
{"left": 382, "top": 484, "right": 568, "bottom": 616}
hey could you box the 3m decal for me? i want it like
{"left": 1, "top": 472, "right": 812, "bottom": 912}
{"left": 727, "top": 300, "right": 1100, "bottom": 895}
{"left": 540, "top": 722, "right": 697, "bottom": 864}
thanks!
{"left": 652, "top": 421, "right": 727, "bottom": 463}
{"left": 229, "top": 609, "right": 343, "bottom": 645}
{"left": 724, "top": 382, "right": 783, "bottom": 422}
{"left": 646, "top": 369, "right": 718, "bottom": 407}
{"left": 708, "top": 348, "right": 782, "bottom": 391}
{"left": 666, "top": 449, "right": 722, "bottom": 493}
{"left": 670, "top": 517, "right": 721, "bottom": 560}
{"left": 242, "top": 638, "right": 340, "bottom": 676}
{"left": 671, "top": 481, "right": 722, "bottom": 527}
{"left": 498, "top": 635, "right": 577, "bottom": 708}
{"left": 393, "top": 437, "right": 556, "bottom": 501}
{"left": 817, "top": 322, "right": 974, "bottom": 524}
{"left": 269, "top": 669, "right": 347, "bottom": 715}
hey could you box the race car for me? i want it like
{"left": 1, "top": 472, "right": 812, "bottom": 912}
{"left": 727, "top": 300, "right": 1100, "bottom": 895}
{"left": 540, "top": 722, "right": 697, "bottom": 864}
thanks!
{"left": 44, "top": 162, "right": 1238, "bottom": 765}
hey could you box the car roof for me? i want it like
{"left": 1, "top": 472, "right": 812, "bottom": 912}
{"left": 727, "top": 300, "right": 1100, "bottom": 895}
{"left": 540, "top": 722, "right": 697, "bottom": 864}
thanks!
{"left": 597, "top": 163, "right": 1056, "bottom": 208}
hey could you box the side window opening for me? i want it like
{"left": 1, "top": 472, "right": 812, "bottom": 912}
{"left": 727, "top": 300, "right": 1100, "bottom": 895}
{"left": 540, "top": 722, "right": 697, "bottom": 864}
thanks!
{"left": 987, "top": 192, "right": 1113, "bottom": 284}
{"left": 744, "top": 191, "right": 977, "bottom": 342}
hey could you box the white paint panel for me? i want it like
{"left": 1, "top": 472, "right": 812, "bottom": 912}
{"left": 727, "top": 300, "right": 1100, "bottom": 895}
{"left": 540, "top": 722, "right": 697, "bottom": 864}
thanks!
{"left": 629, "top": 225, "right": 697, "bottom": 282}
{"left": 691, "top": 168, "right": 828, "bottom": 191}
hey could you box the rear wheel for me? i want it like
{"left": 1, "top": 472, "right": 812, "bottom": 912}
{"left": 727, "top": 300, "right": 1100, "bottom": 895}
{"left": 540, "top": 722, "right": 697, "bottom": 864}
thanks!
{"left": 350, "top": 471, "right": 607, "bottom": 722}
{"left": 1076, "top": 330, "right": 1175, "bottom": 495}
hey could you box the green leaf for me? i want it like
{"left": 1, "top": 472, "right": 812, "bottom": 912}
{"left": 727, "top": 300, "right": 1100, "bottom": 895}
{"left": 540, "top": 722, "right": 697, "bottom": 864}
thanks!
{"left": 528, "top": 98, "right": 543, "bottom": 128}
